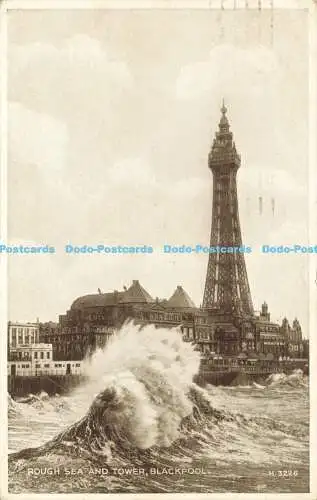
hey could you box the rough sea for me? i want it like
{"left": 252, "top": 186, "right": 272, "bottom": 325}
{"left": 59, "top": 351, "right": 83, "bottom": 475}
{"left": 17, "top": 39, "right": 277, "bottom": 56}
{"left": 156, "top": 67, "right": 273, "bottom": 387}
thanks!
{"left": 8, "top": 324, "right": 309, "bottom": 494}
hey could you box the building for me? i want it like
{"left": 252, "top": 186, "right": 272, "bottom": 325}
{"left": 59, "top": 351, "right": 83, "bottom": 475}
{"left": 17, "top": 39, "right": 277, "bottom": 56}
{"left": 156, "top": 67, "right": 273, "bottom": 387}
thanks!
{"left": 280, "top": 317, "right": 305, "bottom": 358}
{"left": 8, "top": 343, "right": 52, "bottom": 376}
{"left": 7, "top": 321, "right": 84, "bottom": 377}
{"left": 8, "top": 321, "right": 40, "bottom": 349}
{"left": 7, "top": 343, "right": 82, "bottom": 376}
{"left": 41, "top": 281, "right": 199, "bottom": 360}
{"left": 37, "top": 104, "right": 308, "bottom": 362}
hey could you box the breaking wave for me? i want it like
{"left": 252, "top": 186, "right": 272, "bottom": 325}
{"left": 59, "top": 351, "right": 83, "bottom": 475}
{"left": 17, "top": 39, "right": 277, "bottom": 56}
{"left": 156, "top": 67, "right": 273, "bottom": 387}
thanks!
{"left": 266, "top": 369, "right": 308, "bottom": 388}
{"left": 8, "top": 323, "right": 309, "bottom": 493}
{"left": 10, "top": 324, "right": 227, "bottom": 461}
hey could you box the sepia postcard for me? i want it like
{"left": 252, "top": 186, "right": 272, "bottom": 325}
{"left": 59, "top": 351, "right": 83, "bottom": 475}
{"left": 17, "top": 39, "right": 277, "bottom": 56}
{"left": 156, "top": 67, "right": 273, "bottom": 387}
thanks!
{"left": 1, "top": 0, "right": 316, "bottom": 499}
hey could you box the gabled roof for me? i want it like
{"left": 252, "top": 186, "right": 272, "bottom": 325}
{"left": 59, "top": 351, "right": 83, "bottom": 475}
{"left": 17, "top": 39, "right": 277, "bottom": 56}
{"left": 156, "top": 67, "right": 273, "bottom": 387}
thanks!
{"left": 166, "top": 286, "right": 196, "bottom": 309}
{"left": 119, "top": 280, "right": 155, "bottom": 304}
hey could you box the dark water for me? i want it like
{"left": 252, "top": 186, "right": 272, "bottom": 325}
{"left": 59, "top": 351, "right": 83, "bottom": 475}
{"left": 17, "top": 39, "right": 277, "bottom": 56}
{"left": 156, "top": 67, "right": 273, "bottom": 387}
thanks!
{"left": 8, "top": 325, "right": 309, "bottom": 494}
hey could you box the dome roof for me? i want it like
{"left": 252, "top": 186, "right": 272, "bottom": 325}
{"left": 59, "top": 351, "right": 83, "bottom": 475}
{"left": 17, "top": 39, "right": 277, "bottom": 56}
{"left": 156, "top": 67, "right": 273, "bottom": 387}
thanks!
{"left": 71, "top": 292, "right": 124, "bottom": 310}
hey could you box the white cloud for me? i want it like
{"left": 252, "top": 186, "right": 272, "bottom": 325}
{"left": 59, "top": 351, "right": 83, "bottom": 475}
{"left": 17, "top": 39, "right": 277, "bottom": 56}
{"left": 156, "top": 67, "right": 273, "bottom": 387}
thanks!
{"left": 166, "top": 177, "right": 208, "bottom": 199}
{"left": 107, "top": 158, "right": 157, "bottom": 188}
{"left": 176, "top": 44, "right": 280, "bottom": 100}
{"left": 9, "top": 35, "right": 133, "bottom": 123}
{"left": 10, "top": 35, "right": 132, "bottom": 85}
{"left": 239, "top": 165, "right": 306, "bottom": 198}
{"left": 9, "top": 102, "right": 68, "bottom": 174}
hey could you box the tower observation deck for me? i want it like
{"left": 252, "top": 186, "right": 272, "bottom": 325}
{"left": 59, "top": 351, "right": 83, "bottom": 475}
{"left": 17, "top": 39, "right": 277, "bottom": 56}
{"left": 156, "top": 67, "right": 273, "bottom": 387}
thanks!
{"left": 202, "top": 102, "right": 254, "bottom": 317}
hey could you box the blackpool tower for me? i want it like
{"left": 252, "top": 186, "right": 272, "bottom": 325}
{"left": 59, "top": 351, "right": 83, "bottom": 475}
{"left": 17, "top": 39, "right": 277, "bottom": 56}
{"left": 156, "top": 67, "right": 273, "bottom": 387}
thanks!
{"left": 202, "top": 102, "right": 254, "bottom": 317}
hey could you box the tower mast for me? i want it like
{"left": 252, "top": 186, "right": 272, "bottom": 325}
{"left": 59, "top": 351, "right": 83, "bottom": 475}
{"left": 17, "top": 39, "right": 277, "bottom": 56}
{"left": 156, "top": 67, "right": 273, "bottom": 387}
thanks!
{"left": 202, "top": 103, "right": 254, "bottom": 317}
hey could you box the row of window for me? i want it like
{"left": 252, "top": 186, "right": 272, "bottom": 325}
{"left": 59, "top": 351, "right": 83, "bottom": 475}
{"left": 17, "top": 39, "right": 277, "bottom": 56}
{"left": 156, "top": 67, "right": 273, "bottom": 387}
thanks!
{"left": 10, "top": 327, "right": 39, "bottom": 335}
{"left": 54, "top": 363, "right": 81, "bottom": 368}
{"left": 259, "top": 327, "right": 279, "bottom": 333}
{"left": 16, "top": 363, "right": 82, "bottom": 369}
{"left": 138, "top": 312, "right": 182, "bottom": 322}
{"left": 10, "top": 333, "right": 40, "bottom": 346}
{"left": 34, "top": 351, "right": 50, "bottom": 359}
{"left": 195, "top": 317, "right": 208, "bottom": 325}
{"left": 54, "top": 363, "right": 81, "bottom": 367}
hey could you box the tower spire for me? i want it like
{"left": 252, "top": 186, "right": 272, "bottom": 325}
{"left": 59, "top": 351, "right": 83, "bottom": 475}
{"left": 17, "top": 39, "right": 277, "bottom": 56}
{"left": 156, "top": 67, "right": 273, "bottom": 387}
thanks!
{"left": 210, "top": 103, "right": 240, "bottom": 170}
{"left": 221, "top": 98, "right": 227, "bottom": 115}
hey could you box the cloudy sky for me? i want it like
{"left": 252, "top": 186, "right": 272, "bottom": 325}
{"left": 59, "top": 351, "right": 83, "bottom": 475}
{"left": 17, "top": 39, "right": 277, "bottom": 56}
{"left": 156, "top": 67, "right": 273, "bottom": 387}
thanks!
{"left": 6, "top": 7, "right": 310, "bottom": 334}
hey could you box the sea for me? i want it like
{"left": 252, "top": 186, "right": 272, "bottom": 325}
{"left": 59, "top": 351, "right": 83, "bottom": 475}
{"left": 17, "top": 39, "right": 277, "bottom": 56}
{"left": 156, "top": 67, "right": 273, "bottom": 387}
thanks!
{"left": 8, "top": 323, "right": 309, "bottom": 494}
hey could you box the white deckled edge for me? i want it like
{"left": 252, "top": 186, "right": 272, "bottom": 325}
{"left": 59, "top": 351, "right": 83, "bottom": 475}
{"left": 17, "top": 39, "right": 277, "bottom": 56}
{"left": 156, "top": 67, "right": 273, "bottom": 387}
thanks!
{"left": 0, "top": 2, "right": 8, "bottom": 500}
{"left": 309, "top": 1, "right": 317, "bottom": 498}
{"left": 1, "top": 0, "right": 312, "bottom": 11}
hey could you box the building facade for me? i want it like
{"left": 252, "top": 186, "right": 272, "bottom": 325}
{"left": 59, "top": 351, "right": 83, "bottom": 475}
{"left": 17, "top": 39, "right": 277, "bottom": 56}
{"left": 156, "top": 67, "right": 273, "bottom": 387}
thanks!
{"left": 8, "top": 343, "right": 52, "bottom": 376}
{"left": 8, "top": 322, "right": 40, "bottom": 349}
{"left": 7, "top": 342, "right": 83, "bottom": 377}
{"left": 38, "top": 279, "right": 307, "bottom": 362}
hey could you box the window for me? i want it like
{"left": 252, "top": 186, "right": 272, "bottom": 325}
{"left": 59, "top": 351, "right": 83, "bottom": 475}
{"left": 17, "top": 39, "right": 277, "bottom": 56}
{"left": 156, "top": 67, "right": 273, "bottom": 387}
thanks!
{"left": 11, "top": 330, "right": 17, "bottom": 347}
{"left": 46, "top": 352, "right": 50, "bottom": 359}
{"left": 40, "top": 352, "right": 44, "bottom": 359}
{"left": 76, "top": 363, "right": 81, "bottom": 367}
{"left": 35, "top": 363, "right": 41, "bottom": 368}
{"left": 34, "top": 352, "right": 38, "bottom": 359}
{"left": 44, "top": 364, "right": 50, "bottom": 368}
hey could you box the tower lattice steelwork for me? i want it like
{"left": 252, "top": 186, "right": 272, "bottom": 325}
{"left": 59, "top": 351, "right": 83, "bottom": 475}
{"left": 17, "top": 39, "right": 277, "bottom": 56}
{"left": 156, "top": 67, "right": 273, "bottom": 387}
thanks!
{"left": 202, "top": 103, "right": 254, "bottom": 317}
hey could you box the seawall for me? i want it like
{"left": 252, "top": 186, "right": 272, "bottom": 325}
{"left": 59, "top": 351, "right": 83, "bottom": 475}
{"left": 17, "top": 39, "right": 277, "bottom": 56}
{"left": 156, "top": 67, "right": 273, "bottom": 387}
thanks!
{"left": 8, "top": 364, "right": 308, "bottom": 397}
{"left": 8, "top": 375, "right": 88, "bottom": 398}
{"left": 194, "top": 370, "right": 277, "bottom": 387}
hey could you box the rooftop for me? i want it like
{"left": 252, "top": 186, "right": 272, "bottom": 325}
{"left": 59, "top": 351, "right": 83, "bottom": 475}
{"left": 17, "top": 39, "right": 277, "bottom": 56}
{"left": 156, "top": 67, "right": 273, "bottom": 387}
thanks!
{"left": 71, "top": 280, "right": 155, "bottom": 310}
{"left": 166, "top": 286, "right": 196, "bottom": 309}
